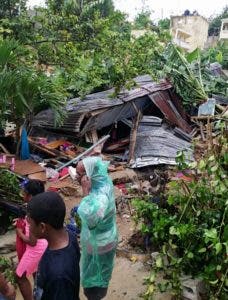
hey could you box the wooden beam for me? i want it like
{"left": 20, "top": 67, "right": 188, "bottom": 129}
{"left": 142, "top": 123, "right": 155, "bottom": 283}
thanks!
{"left": 28, "top": 138, "right": 57, "bottom": 157}
{"left": 0, "top": 143, "right": 10, "bottom": 154}
{"left": 128, "top": 107, "right": 142, "bottom": 164}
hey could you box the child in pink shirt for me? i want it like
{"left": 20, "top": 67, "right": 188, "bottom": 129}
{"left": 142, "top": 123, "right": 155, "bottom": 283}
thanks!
{"left": 15, "top": 180, "right": 48, "bottom": 300}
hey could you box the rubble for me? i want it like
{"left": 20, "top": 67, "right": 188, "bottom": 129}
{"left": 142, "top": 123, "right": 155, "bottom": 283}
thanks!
{"left": 130, "top": 116, "right": 193, "bottom": 168}
{"left": 110, "top": 169, "right": 138, "bottom": 184}
{"left": 0, "top": 73, "right": 227, "bottom": 259}
{"left": 31, "top": 75, "right": 192, "bottom": 169}
{"left": 181, "top": 277, "right": 206, "bottom": 300}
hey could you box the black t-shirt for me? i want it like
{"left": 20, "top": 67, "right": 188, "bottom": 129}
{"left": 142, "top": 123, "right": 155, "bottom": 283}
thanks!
{"left": 34, "top": 230, "right": 80, "bottom": 300}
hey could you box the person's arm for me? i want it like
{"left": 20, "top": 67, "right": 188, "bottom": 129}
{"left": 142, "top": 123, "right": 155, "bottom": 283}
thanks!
{"left": 16, "top": 228, "right": 37, "bottom": 246}
{"left": 81, "top": 175, "right": 91, "bottom": 196}
{"left": 0, "top": 273, "right": 15, "bottom": 300}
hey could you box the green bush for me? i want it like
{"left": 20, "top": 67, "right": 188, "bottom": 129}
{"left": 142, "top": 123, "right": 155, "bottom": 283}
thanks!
{"left": 133, "top": 125, "right": 228, "bottom": 299}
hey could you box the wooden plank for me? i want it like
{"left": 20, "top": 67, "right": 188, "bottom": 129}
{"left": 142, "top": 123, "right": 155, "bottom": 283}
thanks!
{"left": 85, "top": 130, "right": 98, "bottom": 144}
{"left": 0, "top": 143, "right": 10, "bottom": 154}
{"left": 45, "top": 140, "right": 68, "bottom": 149}
{"left": 128, "top": 106, "right": 142, "bottom": 164}
{"left": 14, "top": 160, "right": 44, "bottom": 176}
{"left": 28, "top": 171, "right": 46, "bottom": 182}
{"left": 199, "top": 122, "right": 205, "bottom": 141}
{"left": 56, "top": 135, "right": 110, "bottom": 172}
{"left": 28, "top": 137, "right": 57, "bottom": 156}
{"left": 191, "top": 116, "right": 213, "bottom": 120}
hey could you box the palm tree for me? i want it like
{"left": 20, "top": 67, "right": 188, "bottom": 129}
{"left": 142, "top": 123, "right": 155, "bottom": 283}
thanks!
{"left": 0, "top": 39, "right": 66, "bottom": 156}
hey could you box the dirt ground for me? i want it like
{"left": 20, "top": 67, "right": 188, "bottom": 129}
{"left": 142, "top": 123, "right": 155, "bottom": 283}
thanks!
{"left": 15, "top": 249, "right": 170, "bottom": 300}
{"left": 16, "top": 256, "right": 150, "bottom": 300}
{"left": 53, "top": 190, "right": 153, "bottom": 300}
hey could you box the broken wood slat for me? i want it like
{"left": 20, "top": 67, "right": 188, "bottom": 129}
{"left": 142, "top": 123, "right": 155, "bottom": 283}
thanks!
{"left": 128, "top": 108, "right": 142, "bottom": 164}
{"left": 191, "top": 128, "right": 198, "bottom": 138}
{"left": 56, "top": 135, "right": 110, "bottom": 172}
{"left": 191, "top": 116, "right": 213, "bottom": 120}
{"left": 149, "top": 92, "right": 192, "bottom": 133}
{"left": 28, "top": 171, "right": 46, "bottom": 182}
{"left": 47, "top": 159, "right": 64, "bottom": 166}
{"left": 14, "top": 159, "right": 44, "bottom": 176}
{"left": 215, "top": 104, "right": 225, "bottom": 112}
{"left": 192, "top": 115, "right": 227, "bottom": 121}
{"left": 28, "top": 137, "right": 57, "bottom": 156}
{"left": 0, "top": 163, "right": 11, "bottom": 169}
{"left": 85, "top": 130, "right": 99, "bottom": 144}
{"left": 207, "top": 117, "right": 213, "bottom": 150}
{"left": 221, "top": 107, "right": 228, "bottom": 117}
{"left": 59, "top": 173, "right": 70, "bottom": 181}
{"left": 127, "top": 199, "right": 133, "bottom": 216}
{"left": 29, "top": 138, "right": 76, "bottom": 159}
{"left": 199, "top": 122, "right": 206, "bottom": 141}
{"left": 105, "top": 138, "right": 130, "bottom": 152}
{"left": 0, "top": 244, "right": 16, "bottom": 254}
{"left": 0, "top": 143, "right": 10, "bottom": 154}
{"left": 45, "top": 140, "right": 69, "bottom": 149}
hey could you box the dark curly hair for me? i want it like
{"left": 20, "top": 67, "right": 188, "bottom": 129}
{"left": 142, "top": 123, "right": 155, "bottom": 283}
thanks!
{"left": 24, "top": 179, "right": 45, "bottom": 196}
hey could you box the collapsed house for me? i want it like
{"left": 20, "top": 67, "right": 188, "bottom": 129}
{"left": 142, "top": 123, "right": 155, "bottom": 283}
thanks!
{"left": 32, "top": 75, "right": 193, "bottom": 168}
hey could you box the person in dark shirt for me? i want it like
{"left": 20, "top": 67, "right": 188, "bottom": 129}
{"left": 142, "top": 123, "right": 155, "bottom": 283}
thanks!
{"left": 27, "top": 192, "right": 80, "bottom": 300}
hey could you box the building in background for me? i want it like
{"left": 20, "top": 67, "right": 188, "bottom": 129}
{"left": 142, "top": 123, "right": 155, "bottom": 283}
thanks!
{"left": 170, "top": 14, "right": 209, "bottom": 52}
{"left": 219, "top": 18, "right": 228, "bottom": 40}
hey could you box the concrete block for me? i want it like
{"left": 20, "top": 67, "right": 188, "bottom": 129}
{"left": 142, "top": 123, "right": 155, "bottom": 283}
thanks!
{"left": 181, "top": 278, "right": 206, "bottom": 300}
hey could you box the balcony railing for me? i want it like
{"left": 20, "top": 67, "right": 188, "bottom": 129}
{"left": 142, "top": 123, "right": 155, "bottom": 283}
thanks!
{"left": 173, "top": 38, "right": 191, "bottom": 50}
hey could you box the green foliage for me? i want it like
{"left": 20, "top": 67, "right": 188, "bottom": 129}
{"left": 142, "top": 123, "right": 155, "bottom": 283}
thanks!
{"left": 0, "top": 0, "right": 224, "bottom": 128}
{"left": 221, "top": 40, "right": 228, "bottom": 69}
{"left": 154, "top": 41, "right": 227, "bottom": 109}
{"left": 161, "top": 44, "right": 208, "bottom": 108}
{"left": 133, "top": 127, "right": 228, "bottom": 299}
{"left": 28, "top": 4, "right": 168, "bottom": 97}
{"left": 83, "top": 0, "right": 115, "bottom": 18}
{"left": 0, "top": 39, "right": 67, "bottom": 133}
{"left": 0, "top": 256, "right": 15, "bottom": 285}
{"left": 133, "top": 197, "right": 177, "bottom": 246}
{"left": 0, "top": 0, "right": 26, "bottom": 19}
{"left": 208, "top": 6, "right": 228, "bottom": 36}
{"left": 158, "top": 18, "right": 170, "bottom": 30}
{"left": 0, "top": 0, "right": 172, "bottom": 100}
{"left": 189, "top": 45, "right": 228, "bottom": 98}
{"left": 0, "top": 169, "right": 22, "bottom": 203}
{"left": 134, "top": 9, "right": 152, "bottom": 30}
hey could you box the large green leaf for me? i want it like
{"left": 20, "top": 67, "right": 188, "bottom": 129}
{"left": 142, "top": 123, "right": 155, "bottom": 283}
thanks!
{"left": 186, "top": 48, "right": 200, "bottom": 63}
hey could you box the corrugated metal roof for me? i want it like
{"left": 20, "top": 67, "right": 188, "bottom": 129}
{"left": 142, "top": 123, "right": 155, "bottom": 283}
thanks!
{"left": 32, "top": 76, "right": 173, "bottom": 134}
{"left": 209, "top": 62, "right": 227, "bottom": 78}
{"left": 149, "top": 92, "right": 192, "bottom": 133}
{"left": 32, "top": 109, "right": 86, "bottom": 133}
{"left": 80, "top": 97, "right": 150, "bottom": 135}
{"left": 130, "top": 117, "right": 193, "bottom": 168}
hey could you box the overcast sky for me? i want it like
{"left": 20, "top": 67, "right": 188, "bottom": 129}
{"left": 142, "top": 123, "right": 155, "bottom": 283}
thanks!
{"left": 28, "top": 0, "right": 227, "bottom": 21}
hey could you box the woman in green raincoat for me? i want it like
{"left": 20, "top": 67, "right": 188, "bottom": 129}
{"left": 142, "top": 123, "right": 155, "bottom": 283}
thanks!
{"left": 76, "top": 157, "right": 118, "bottom": 300}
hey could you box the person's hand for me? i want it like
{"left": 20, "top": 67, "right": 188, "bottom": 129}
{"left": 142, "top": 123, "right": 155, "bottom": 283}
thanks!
{"left": 81, "top": 175, "right": 91, "bottom": 196}
{"left": 12, "top": 218, "right": 18, "bottom": 227}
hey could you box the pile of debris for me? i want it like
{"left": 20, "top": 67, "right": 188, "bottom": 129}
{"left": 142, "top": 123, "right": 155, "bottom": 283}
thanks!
{"left": 31, "top": 75, "right": 193, "bottom": 168}
{"left": 0, "top": 74, "right": 227, "bottom": 226}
